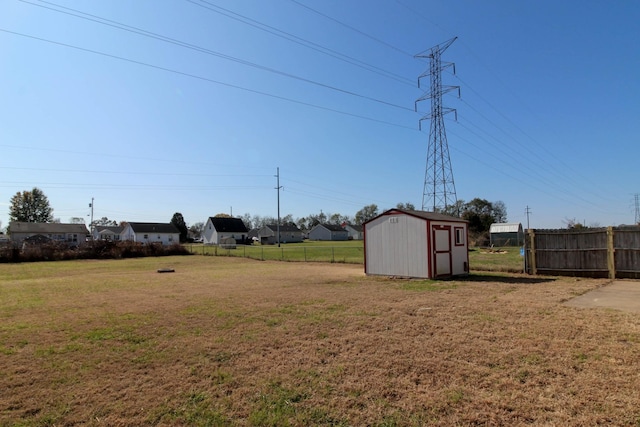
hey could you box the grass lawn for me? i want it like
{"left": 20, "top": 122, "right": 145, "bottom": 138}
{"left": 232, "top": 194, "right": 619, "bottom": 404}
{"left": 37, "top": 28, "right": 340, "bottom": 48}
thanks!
{"left": 1, "top": 256, "right": 639, "bottom": 426}
{"left": 468, "top": 247, "right": 524, "bottom": 273}
{"left": 186, "top": 241, "right": 525, "bottom": 273}
{"left": 187, "top": 240, "right": 365, "bottom": 264}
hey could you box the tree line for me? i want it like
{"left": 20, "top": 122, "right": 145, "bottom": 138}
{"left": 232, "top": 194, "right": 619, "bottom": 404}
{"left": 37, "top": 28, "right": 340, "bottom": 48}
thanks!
{"left": 5, "top": 187, "right": 509, "bottom": 243}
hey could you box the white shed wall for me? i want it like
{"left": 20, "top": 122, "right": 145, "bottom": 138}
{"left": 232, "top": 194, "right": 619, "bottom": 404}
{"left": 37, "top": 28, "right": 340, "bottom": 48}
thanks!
{"left": 365, "top": 214, "right": 429, "bottom": 278}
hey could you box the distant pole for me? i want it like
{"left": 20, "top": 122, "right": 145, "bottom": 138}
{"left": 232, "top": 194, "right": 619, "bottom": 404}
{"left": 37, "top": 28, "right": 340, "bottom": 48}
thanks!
{"left": 275, "top": 167, "right": 282, "bottom": 247}
{"left": 89, "top": 197, "right": 94, "bottom": 239}
{"left": 90, "top": 197, "right": 94, "bottom": 224}
{"left": 525, "top": 206, "right": 532, "bottom": 230}
{"left": 635, "top": 194, "right": 639, "bottom": 224}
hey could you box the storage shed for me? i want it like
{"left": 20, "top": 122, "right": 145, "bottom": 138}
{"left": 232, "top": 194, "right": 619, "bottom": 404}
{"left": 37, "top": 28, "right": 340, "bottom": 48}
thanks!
{"left": 364, "top": 209, "right": 469, "bottom": 279}
{"left": 489, "top": 223, "right": 524, "bottom": 247}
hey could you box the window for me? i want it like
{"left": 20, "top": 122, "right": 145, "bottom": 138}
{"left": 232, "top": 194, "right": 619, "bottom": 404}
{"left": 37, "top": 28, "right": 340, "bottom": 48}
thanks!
{"left": 455, "top": 227, "right": 465, "bottom": 246}
{"left": 143, "top": 234, "right": 148, "bottom": 239}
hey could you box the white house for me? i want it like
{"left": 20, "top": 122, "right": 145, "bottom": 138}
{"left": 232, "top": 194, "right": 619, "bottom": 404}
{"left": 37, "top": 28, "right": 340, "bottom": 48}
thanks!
{"left": 9, "top": 222, "right": 89, "bottom": 247}
{"left": 343, "top": 224, "right": 363, "bottom": 240}
{"left": 308, "top": 224, "right": 349, "bottom": 241}
{"left": 203, "top": 217, "right": 248, "bottom": 245}
{"left": 258, "top": 224, "right": 304, "bottom": 244}
{"left": 364, "top": 209, "right": 469, "bottom": 279}
{"left": 120, "top": 222, "right": 179, "bottom": 245}
{"left": 92, "top": 225, "right": 124, "bottom": 241}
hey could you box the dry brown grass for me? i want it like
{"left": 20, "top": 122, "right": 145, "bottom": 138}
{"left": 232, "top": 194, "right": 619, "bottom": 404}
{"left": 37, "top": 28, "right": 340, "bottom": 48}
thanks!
{"left": 1, "top": 256, "right": 639, "bottom": 426}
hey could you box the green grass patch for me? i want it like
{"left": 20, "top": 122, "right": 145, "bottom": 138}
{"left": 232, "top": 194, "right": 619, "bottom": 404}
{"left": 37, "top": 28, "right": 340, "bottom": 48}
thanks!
{"left": 248, "top": 380, "right": 308, "bottom": 426}
{"left": 188, "top": 240, "right": 365, "bottom": 264}
{"left": 149, "top": 391, "right": 231, "bottom": 426}
{"left": 468, "top": 247, "right": 524, "bottom": 272}
{"left": 188, "top": 241, "right": 524, "bottom": 272}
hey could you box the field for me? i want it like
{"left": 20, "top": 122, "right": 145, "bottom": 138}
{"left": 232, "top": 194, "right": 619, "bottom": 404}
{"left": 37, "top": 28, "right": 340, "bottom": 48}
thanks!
{"left": 186, "top": 240, "right": 366, "bottom": 264}
{"left": 1, "top": 256, "right": 639, "bottom": 426}
{"left": 186, "top": 241, "right": 525, "bottom": 273}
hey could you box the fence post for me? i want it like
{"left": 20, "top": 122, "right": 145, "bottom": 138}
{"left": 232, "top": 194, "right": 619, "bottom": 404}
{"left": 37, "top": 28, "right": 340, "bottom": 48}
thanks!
{"left": 527, "top": 229, "right": 537, "bottom": 275}
{"left": 607, "top": 226, "right": 616, "bottom": 280}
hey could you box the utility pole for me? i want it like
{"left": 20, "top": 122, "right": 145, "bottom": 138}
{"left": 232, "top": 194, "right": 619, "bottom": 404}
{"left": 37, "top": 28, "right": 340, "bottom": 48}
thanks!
{"left": 89, "top": 197, "right": 94, "bottom": 239}
{"left": 525, "top": 206, "right": 532, "bottom": 230}
{"left": 415, "top": 37, "right": 460, "bottom": 212}
{"left": 635, "top": 194, "right": 639, "bottom": 224}
{"left": 275, "top": 167, "right": 282, "bottom": 247}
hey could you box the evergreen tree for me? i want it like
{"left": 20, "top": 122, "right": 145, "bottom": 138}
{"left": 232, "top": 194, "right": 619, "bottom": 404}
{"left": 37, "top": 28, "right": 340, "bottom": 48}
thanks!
{"left": 170, "top": 212, "right": 189, "bottom": 243}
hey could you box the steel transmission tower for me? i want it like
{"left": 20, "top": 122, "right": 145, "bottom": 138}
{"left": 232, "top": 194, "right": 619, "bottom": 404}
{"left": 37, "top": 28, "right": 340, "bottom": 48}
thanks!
{"left": 415, "top": 37, "right": 460, "bottom": 213}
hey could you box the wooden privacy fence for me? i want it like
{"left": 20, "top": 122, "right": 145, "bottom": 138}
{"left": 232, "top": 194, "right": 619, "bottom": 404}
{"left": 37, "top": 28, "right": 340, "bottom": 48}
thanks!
{"left": 524, "top": 226, "right": 640, "bottom": 279}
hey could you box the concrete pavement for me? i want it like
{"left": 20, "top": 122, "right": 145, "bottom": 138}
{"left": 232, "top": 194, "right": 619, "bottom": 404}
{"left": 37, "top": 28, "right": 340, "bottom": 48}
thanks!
{"left": 565, "top": 280, "right": 640, "bottom": 313}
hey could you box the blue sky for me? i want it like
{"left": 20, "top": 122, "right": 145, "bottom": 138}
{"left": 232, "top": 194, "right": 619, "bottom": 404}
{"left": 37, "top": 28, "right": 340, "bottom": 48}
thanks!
{"left": 1, "top": 0, "right": 638, "bottom": 229}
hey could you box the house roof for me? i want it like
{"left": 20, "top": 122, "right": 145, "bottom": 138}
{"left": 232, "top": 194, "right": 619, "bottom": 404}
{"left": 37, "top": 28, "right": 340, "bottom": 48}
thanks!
{"left": 489, "top": 223, "right": 523, "bottom": 233}
{"left": 264, "top": 224, "right": 302, "bottom": 232}
{"left": 95, "top": 226, "right": 124, "bottom": 234}
{"left": 9, "top": 222, "right": 89, "bottom": 234}
{"left": 313, "top": 224, "right": 347, "bottom": 232}
{"left": 208, "top": 217, "right": 248, "bottom": 233}
{"left": 126, "top": 222, "right": 179, "bottom": 234}
{"left": 365, "top": 209, "right": 468, "bottom": 225}
{"left": 344, "top": 224, "right": 363, "bottom": 232}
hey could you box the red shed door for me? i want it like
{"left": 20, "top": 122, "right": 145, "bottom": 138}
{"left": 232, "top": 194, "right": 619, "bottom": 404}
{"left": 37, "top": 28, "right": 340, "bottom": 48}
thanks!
{"left": 432, "top": 226, "right": 452, "bottom": 278}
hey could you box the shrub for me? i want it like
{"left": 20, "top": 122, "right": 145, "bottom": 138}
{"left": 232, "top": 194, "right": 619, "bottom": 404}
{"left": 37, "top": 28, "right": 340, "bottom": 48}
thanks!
{"left": 1, "top": 240, "right": 192, "bottom": 263}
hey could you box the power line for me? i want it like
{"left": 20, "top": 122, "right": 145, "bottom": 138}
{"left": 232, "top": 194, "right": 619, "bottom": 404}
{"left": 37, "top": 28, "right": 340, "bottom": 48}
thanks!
{"left": 0, "top": 28, "right": 416, "bottom": 130}
{"left": 19, "top": 0, "right": 413, "bottom": 112}
{"left": 0, "top": 181, "right": 270, "bottom": 191}
{"left": 186, "top": 0, "right": 415, "bottom": 86}
{"left": 2, "top": 166, "right": 271, "bottom": 179}
{"left": 453, "top": 73, "right": 617, "bottom": 200}
{"left": 289, "top": 0, "right": 415, "bottom": 57}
